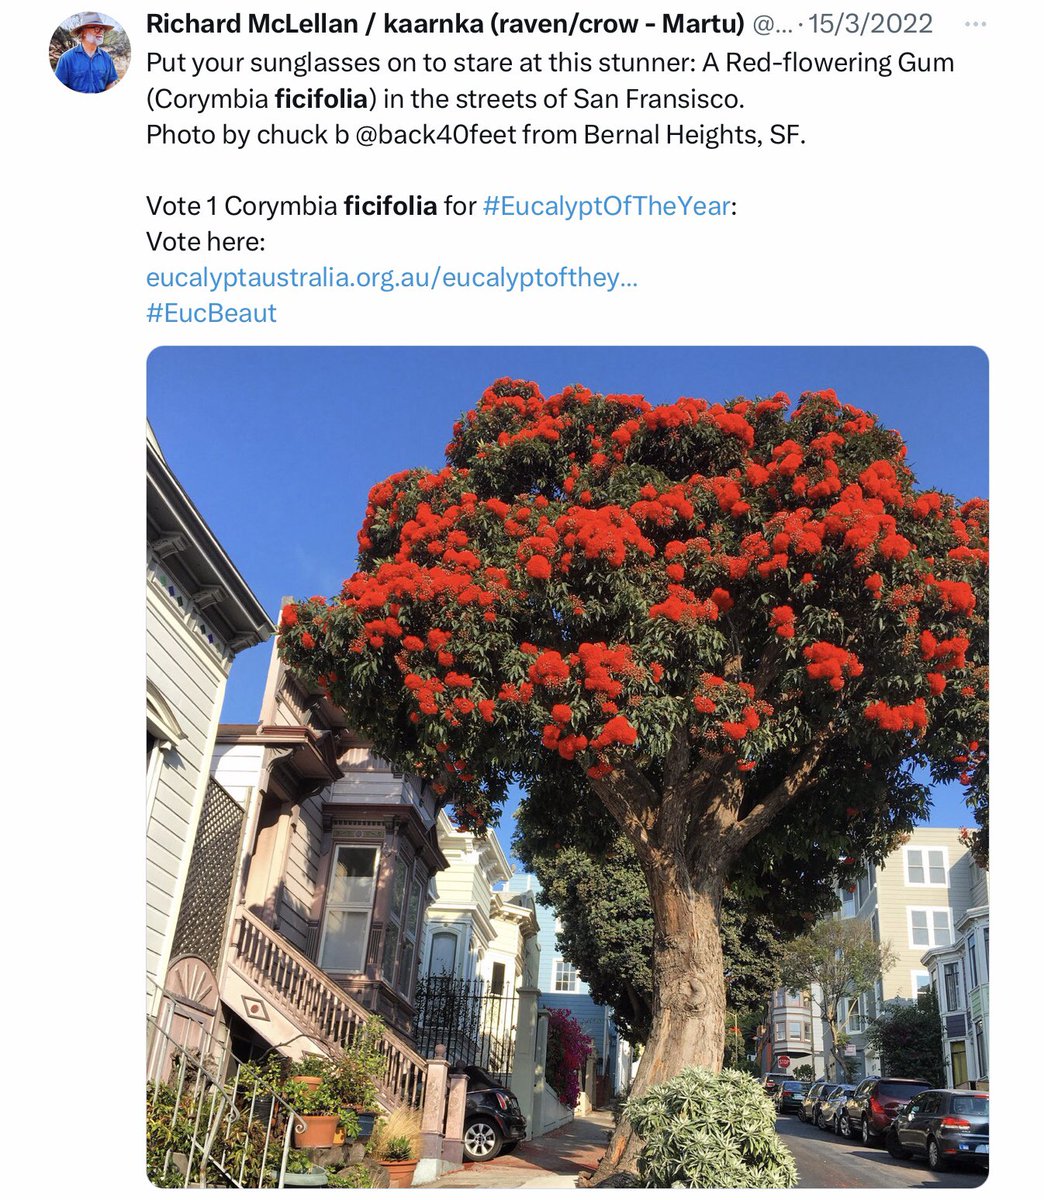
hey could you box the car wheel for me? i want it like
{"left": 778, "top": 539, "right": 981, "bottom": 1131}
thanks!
{"left": 886, "top": 1129, "right": 912, "bottom": 1160}
{"left": 463, "top": 1118, "right": 504, "bottom": 1163}
{"left": 926, "top": 1136, "right": 948, "bottom": 1172}
{"left": 861, "top": 1118, "right": 878, "bottom": 1147}
{"left": 797, "top": 1107, "right": 807, "bottom": 1123}
{"left": 838, "top": 1112, "right": 853, "bottom": 1140}
{"left": 816, "top": 1109, "right": 827, "bottom": 1130}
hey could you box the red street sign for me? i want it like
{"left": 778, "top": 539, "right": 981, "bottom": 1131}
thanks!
{"left": 777, "top": 1055, "right": 791, "bottom": 1067}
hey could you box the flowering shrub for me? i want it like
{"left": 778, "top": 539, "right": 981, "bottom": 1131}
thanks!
{"left": 544, "top": 1008, "right": 593, "bottom": 1109}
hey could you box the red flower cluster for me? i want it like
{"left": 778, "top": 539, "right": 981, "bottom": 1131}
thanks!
{"left": 864, "top": 697, "right": 928, "bottom": 734}
{"left": 803, "top": 642, "right": 864, "bottom": 689}
{"left": 770, "top": 605, "right": 796, "bottom": 638}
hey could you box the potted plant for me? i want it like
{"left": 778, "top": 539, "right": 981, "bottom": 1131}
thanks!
{"left": 325, "top": 1017, "right": 386, "bottom": 1141}
{"left": 379, "top": 1136, "right": 419, "bottom": 1188}
{"left": 283, "top": 1078, "right": 361, "bottom": 1149}
{"left": 367, "top": 1107, "right": 422, "bottom": 1188}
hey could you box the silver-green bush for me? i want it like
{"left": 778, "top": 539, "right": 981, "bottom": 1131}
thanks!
{"left": 624, "top": 1067, "right": 798, "bottom": 1188}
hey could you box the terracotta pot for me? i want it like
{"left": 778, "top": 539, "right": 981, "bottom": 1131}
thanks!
{"left": 381, "top": 1159, "right": 419, "bottom": 1188}
{"left": 292, "top": 1113, "right": 340, "bottom": 1148}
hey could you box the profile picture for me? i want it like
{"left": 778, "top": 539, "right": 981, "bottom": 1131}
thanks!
{"left": 50, "top": 12, "right": 129, "bottom": 92}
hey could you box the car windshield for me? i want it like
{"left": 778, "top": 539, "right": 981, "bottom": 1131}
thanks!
{"left": 783, "top": 1082, "right": 804, "bottom": 1092}
{"left": 951, "top": 1096, "right": 989, "bottom": 1117}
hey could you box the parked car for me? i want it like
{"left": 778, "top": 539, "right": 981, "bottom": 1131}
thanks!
{"left": 886, "top": 1089, "right": 989, "bottom": 1171}
{"left": 798, "top": 1081, "right": 833, "bottom": 1125}
{"left": 774, "top": 1079, "right": 809, "bottom": 1114}
{"left": 817, "top": 1083, "right": 856, "bottom": 1133}
{"left": 759, "top": 1071, "right": 791, "bottom": 1099}
{"left": 840, "top": 1076, "right": 931, "bottom": 1145}
{"left": 453, "top": 1063, "right": 528, "bottom": 1162}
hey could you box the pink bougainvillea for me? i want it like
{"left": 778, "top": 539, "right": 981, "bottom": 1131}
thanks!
{"left": 545, "top": 1008, "right": 595, "bottom": 1110}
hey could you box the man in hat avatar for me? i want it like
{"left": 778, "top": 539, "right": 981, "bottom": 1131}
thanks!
{"left": 54, "top": 13, "right": 119, "bottom": 93}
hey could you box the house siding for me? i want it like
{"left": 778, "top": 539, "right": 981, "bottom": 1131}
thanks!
{"left": 146, "top": 565, "right": 230, "bottom": 990}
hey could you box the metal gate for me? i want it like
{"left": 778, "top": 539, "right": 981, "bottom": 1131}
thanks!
{"left": 413, "top": 975, "right": 519, "bottom": 1086}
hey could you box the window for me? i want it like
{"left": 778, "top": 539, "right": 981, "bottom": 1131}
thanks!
{"left": 871, "top": 912, "right": 880, "bottom": 944}
{"left": 490, "top": 961, "right": 506, "bottom": 995}
{"left": 789, "top": 1020, "right": 802, "bottom": 1039}
{"left": 380, "top": 861, "right": 426, "bottom": 996}
{"left": 905, "top": 847, "right": 948, "bottom": 886}
{"left": 775, "top": 1022, "right": 786, "bottom": 1042}
{"left": 786, "top": 990, "right": 802, "bottom": 1005}
{"left": 803, "top": 1022, "right": 812, "bottom": 1041}
{"left": 553, "top": 959, "right": 579, "bottom": 992}
{"left": 982, "top": 927, "right": 989, "bottom": 976}
{"left": 943, "top": 961, "right": 961, "bottom": 1011}
{"left": 429, "top": 929, "right": 458, "bottom": 976}
{"left": 909, "top": 907, "right": 952, "bottom": 948}
{"left": 911, "top": 970, "right": 931, "bottom": 997}
{"left": 974, "top": 1019, "right": 988, "bottom": 1078}
{"left": 967, "top": 932, "right": 979, "bottom": 988}
{"left": 319, "top": 845, "right": 380, "bottom": 972}
{"left": 950, "top": 1040, "right": 968, "bottom": 1087}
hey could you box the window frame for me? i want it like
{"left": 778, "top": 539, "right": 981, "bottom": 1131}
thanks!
{"left": 552, "top": 958, "right": 580, "bottom": 993}
{"left": 904, "top": 845, "right": 949, "bottom": 887}
{"left": 318, "top": 842, "right": 382, "bottom": 974}
{"left": 907, "top": 905, "right": 953, "bottom": 949}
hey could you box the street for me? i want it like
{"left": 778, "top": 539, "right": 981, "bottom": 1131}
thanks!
{"left": 775, "top": 1112, "right": 987, "bottom": 1189}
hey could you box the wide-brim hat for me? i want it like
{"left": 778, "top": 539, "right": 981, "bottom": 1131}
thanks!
{"left": 71, "top": 13, "right": 115, "bottom": 34}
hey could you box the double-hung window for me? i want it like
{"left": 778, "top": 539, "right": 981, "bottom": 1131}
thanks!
{"left": 319, "top": 845, "right": 380, "bottom": 972}
{"left": 382, "top": 860, "right": 425, "bottom": 996}
{"left": 905, "top": 847, "right": 948, "bottom": 886}
{"left": 909, "top": 907, "right": 952, "bottom": 948}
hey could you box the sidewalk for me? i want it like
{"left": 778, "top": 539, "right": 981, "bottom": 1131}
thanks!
{"left": 417, "top": 1109, "right": 615, "bottom": 1189}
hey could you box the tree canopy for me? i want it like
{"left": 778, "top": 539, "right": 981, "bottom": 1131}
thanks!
{"left": 279, "top": 379, "right": 987, "bottom": 858}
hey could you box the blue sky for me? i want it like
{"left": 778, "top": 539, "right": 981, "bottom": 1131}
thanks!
{"left": 148, "top": 345, "right": 987, "bottom": 853}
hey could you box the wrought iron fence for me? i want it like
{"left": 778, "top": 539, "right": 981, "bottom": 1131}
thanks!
{"left": 146, "top": 1012, "right": 302, "bottom": 1187}
{"left": 413, "top": 975, "right": 519, "bottom": 1086}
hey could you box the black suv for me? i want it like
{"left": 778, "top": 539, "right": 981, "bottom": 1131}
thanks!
{"left": 840, "top": 1076, "right": 931, "bottom": 1145}
{"left": 454, "top": 1064, "right": 528, "bottom": 1162}
{"left": 887, "top": 1089, "right": 989, "bottom": 1171}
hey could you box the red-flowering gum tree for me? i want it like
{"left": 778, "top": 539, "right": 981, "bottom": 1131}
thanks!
{"left": 277, "top": 380, "right": 987, "bottom": 1177}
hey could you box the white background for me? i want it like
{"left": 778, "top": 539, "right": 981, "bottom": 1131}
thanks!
{"left": 5, "top": 4, "right": 1036, "bottom": 1194}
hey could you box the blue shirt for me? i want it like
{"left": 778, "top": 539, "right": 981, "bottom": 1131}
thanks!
{"left": 54, "top": 44, "right": 118, "bottom": 93}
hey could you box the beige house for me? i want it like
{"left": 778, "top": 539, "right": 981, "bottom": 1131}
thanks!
{"left": 146, "top": 423, "right": 274, "bottom": 1022}
{"left": 760, "top": 827, "right": 985, "bottom": 1082}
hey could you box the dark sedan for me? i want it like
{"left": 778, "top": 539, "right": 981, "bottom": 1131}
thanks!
{"left": 886, "top": 1089, "right": 989, "bottom": 1172}
{"left": 454, "top": 1063, "right": 528, "bottom": 1162}
{"left": 775, "top": 1079, "right": 809, "bottom": 1114}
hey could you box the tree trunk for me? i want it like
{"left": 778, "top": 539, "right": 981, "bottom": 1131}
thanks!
{"left": 589, "top": 861, "right": 726, "bottom": 1183}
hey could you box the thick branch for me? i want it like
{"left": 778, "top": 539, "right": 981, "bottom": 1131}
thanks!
{"left": 589, "top": 761, "right": 660, "bottom": 866}
{"left": 726, "top": 724, "right": 834, "bottom": 854}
